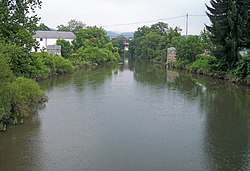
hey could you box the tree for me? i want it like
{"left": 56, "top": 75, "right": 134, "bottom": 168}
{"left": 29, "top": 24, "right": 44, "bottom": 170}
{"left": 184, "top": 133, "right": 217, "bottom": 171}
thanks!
{"left": 129, "top": 22, "right": 181, "bottom": 62}
{"left": 57, "top": 19, "right": 86, "bottom": 32}
{"left": 0, "top": 0, "right": 42, "bottom": 50}
{"left": 56, "top": 39, "right": 73, "bottom": 58}
{"left": 73, "top": 26, "right": 110, "bottom": 50}
{"left": 174, "top": 36, "right": 204, "bottom": 62}
{"left": 72, "top": 26, "right": 120, "bottom": 65}
{"left": 37, "top": 23, "right": 51, "bottom": 31}
{"left": 199, "top": 28, "right": 216, "bottom": 53}
{"left": 206, "top": 0, "right": 250, "bottom": 68}
{"left": 112, "top": 37, "right": 125, "bottom": 54}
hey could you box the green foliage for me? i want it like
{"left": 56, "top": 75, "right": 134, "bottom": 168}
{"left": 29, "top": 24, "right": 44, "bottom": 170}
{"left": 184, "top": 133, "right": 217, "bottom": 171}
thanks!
{"left": 10, "top": 77, "right": 46, "bottom": 124}
{"left": 0, "top": 53, "right": 15, "bottom": 83}
{"left": 0, "top": 56, "right": 14, "bottom": 130}
{"left": 0, "top": 43, "right": 73, "bottom": 79}
{"left": 53, "top": 55, "right": 75, "bottom": 73}
{"left": 75, "top": 46, "right": 120, "bottom": 65}
{"left": 112, "top": 37, "right": 125, "bottom": 54}
{"left": 174, "top": 36, "right": 204, "bottom": 62}
{"left": 232, "top": 54, "right": 250, "bottom": 77}
{"left": 0, "top": 0, "right": 41, "bottom": 50}
{"left": 0, "top": 84, "right": 12, "bottom": 131}
{"left": 57, "top": 19, "right": 86, "bottom": 32}
{"left": 56, "top": 39, "right": 73, "bottom": 58}
{"left": 0, "top": 52, "right": 47, "bottom": 130}
{"left": 37, "top": 23, "right": 51, "bottom": 31}
{"left": 0, "top": 41, "right": 76, "bottom": 131}
{"left": 173, "top": 59, "right": 191, "bottom": 69}
{"left": 31, "top": 52, "right": 74, "bottom": 75}
{"left": 199, "top": 28, "right": 216, "bottom": 53}
{"left": 28, "top": 53, "right": 50, "bottom": 79}
{"left": 73, "top": 26, "right": 110, "bottom": 50}
{"left": 72, "top": 26, "right": 120, "bottom": 65}
{"left": 206, "top": 0, "right": 250, "bottom": 67}
{"left": 129, "top": 22, "right": 181, "bottom": 62}
{"left": 0, "top": 42, "right": 33, "bottom": 77}
{"left": 189, "top": 55, "right": 217, "bottom": 72}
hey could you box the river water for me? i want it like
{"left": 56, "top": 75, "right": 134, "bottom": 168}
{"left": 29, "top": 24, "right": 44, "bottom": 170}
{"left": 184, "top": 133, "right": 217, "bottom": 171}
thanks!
{"left": 1, "top": 61, "right": 250, "bottom": 171}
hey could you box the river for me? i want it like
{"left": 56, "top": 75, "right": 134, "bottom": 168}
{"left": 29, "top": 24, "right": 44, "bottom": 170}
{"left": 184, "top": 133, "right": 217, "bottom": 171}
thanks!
{"left": 1, "top": 61, "right": 250, "bottom": 171}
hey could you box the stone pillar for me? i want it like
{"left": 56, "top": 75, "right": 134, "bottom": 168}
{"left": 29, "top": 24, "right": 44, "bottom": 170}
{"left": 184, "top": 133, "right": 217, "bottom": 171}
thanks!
{"left": 166, "top": 47, "right": 176, "bottom": 68}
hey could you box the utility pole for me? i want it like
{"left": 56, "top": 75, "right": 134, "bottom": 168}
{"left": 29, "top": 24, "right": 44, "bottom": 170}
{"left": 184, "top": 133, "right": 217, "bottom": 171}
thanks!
{"left": 186, "top": 13, "right": 189, "bottom": 36}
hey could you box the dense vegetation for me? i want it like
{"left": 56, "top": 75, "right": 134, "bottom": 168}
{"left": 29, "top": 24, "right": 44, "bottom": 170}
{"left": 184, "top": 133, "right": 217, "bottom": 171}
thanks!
{"left": 0, "top": 0, "right": 41, "bottom": 50}
{"left": 0, "top": 2, "right": 84, "bottom": 131}
{"left": 54, "top": 21, "right": 121, "bottom": 65}
{"left": 73, "top": 26, "right": 120, "bottom": 64}
{"left": 0, "top": 2, "right": 120, "bottom": 131}
{"left": 1, "top": 0, "right": 249, "bottom": 131}
{"left": 0, "top": 0, "right": 45, "bottom": 131}
{"left": 129, "top": 0, "right": 250, "bottom": 84}
{"left": 129, "top": 22, "right": 181, "bottom": 63}
{"left": 37, "top": 23, "right": 51, "bottom": 31}
{"left": 0, "top": 43, "right": 47, "bottom": 131}
{"left": 206, "top": 0, "right": 250, "bottom": 68}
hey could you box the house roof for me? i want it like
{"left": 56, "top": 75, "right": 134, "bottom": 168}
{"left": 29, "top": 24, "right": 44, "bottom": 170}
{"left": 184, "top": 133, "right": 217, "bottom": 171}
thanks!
{"left": 34, "top": 31, "right": 76, "bottom": 39}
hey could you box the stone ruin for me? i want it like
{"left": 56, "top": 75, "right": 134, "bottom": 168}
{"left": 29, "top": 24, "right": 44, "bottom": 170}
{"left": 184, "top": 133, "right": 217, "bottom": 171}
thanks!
{"left": 166, "top": 47, "right": 176, "bottom": 68}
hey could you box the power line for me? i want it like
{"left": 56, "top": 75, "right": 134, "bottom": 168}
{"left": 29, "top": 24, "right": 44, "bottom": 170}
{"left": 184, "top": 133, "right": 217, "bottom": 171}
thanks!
{"left": 101, "top": 15, "right": 186, "bottom": 28}
{"left": 189, "top": 14, "right": 207, "bottom": 17}
{"left": 101, "top": 14, "right": 207, "bottom": 28}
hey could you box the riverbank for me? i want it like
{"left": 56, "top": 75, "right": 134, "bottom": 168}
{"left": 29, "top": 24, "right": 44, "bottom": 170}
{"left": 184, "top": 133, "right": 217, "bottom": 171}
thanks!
{"left": 0, "top": 50, "right": 122, "bottom": 132}
{"left": 176, "top": 67, "right": 250, "bottom": 85}
{"left": 172, "top": 64, "right": 250, "bottom": 86}
{"left": 152, "top": 59, "right": 250, "bottom": 86}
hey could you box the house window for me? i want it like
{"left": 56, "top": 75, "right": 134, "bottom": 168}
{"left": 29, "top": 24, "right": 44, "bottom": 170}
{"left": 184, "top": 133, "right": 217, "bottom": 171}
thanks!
{"left": 34, "top": 47, "right": 40, "bottom": 52}
{"left": 40, "top": 38, "right": 43, "bottom": 41}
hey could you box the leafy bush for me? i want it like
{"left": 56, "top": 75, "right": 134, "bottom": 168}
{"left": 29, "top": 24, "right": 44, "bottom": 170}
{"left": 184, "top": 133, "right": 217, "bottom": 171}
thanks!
{"left": 53, "top": 55, "right": 75, "bottom": 73}
{"left": 233, "top": 54, "right": 250, "bottom": 77}
{"left": 10, "top": 77, "right": 47, "bottom": 124}
{"left": 0, "top": 76, "right": 47, "bottom": 130}
{"left": 75, "top": 46, "right": 120, "bottom": 65}
{"left": 129, "top": 22, "right": 181, "bottom": 62}
{"left": 31, "top": 52, "right": 74, "bottom": 75}
{"left": 29, "top": 53, "right": 51, "bottom": 79}
{"left": 73, "top": 26, "right": 110, "bottom": 50}
{"left": 0, "top": 53, "right": 15, "bottom": 82}
{"left": 71, "top": 26, "right": 121, "bottom": 65}
{"left": 0, "top": 42, "right": 32, "bottom": 77}
{"left": 173, "top": 59, "right": 190, "bottom": 69}
{"left": 174, "top": 36, "right": 204, "bottom": 62}
{"left": 189, "top": 55, "right": 217, "bottom": 72}
{"left": 0, "top": 84, "right": 12, "bottom": 131}
{"left": 0, "top": 43, "right": 62, "bottom": 79}
{"left": 0, "top": 55, "right": 14, "bottom": 131}
{"left": 56, "top": 39, "right": 73, "bottom": 58}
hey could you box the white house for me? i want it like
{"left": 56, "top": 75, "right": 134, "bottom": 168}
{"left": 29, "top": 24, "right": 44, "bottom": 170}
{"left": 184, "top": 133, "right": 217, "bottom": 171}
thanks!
{"left": 33, "top": 31, "right": 76, "bottom": 55}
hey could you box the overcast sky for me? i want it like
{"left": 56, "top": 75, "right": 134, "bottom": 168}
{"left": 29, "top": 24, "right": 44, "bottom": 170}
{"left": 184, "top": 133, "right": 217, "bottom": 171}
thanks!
{"left": 37, "top": 0, "right": 211, "bottom": 35}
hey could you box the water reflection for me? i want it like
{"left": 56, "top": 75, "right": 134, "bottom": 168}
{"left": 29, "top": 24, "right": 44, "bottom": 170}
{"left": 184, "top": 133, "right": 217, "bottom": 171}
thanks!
{"left": 1, "top": 61, "right": 250, "bottom": 170}
{"left": 202, "top": 84, "right": 250, "bottom": 171}
{"left": 133, "top": 61, "right": 168, "bottom": 86}
{"left": 131, "top": 61, "right": 250, "bottom": 170}
{"left": 0, "top": 115, "right": 43, "bottom": 171}
{"left": 171, "top": 74, "right": 250, "bottom": 171}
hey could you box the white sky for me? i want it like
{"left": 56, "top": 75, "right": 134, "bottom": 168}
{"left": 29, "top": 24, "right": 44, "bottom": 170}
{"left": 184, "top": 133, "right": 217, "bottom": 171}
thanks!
{"left": 37, "top": 0, "right": 211, "bottom": 35}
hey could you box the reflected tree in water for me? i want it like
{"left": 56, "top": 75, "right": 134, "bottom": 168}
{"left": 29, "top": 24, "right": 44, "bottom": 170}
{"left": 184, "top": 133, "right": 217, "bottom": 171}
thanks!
{"left": 203, "top": 85, "right": 250, "bottom": 171}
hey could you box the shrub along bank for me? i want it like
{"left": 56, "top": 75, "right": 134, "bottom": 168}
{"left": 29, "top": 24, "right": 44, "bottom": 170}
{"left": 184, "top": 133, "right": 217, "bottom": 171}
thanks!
{"left": 0, "top": 24, "right": 123, "bottom": 131}
{"left": 0, "top": 52, "right": 46, "bottom": 131}
{"left": 173, "top": 53, "right": 250, "bottom": 85}
{"left": 128, "top": 21, "right": 249, "bottom": 85}
{"left": 0, "top": 43, "right": 76, "bottom": 131}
